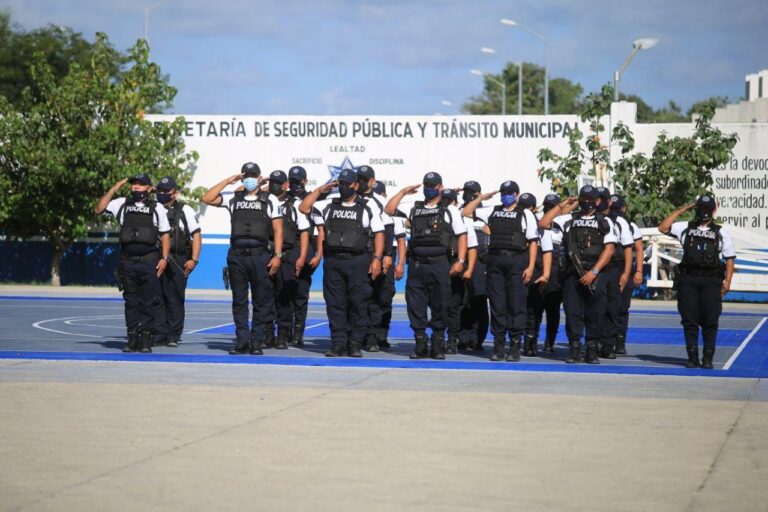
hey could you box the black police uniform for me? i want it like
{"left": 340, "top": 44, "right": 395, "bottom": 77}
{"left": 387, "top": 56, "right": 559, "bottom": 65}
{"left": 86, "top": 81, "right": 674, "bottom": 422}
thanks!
{"left": 321, "top": 196, "right": 379, "bottom": 357}
{"left": 225, "top": 189, "right": 280, "bottom": 355}
{"left": 441, "top": 190, "right": 467, "bottom": 354}
{"left": 539, "top": 194, "right": 564, "bottom": 353}
{"left": 154, "top": 198, "right": 199, "bottom": 346}
{"left": 371, "top": 180, "right": 402, "bottom": 349}
{"left": 611, "top": 197, "right": 642, "bottom": 354}
{"left": 458, "top": 182, "right": 490, "bottom": 351}
{"left": 521, "top": 194, "right": 553, "bottom": 357}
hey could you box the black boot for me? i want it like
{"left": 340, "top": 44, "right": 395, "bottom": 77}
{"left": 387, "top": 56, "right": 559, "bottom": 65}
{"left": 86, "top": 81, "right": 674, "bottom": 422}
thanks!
{"left": 600, "top": 342, "right": 616, "bottom": 360}
{"left": 122, "top": 328, "right": 139, "bottom": 353}
{"left": 506, "top": 336, "right": 522, "bottom": 362}
{"left": 139, "top": 329, "right": 153, "bottom": 353}
{"left": 523, "top": 334, "right": 537, "bottom": 357}
{"left": 364, "top": 333, "right": 380, "bottom": 352}
{"left": 349, "top": 341, "right": 363, "bottom": 358}
{"left": 275, "top": 328, "right": 288, "bottom": 349}
{"left": 701, "top": 348, "right": 715, "bottom": 370}
{"left": 229, "top": 338, "right": 249, "bottom": 355}
{"left": 542, "top": 338, "right": 555, "bottom": 353}
{"left": 585, "top": 339, "right": 600, "bottom": 364}
{"left": 291, "top": 321, "right": 305, "bottom": 346}
{"left": 473, "top": 338, "right": 485, "bottom": 352}
{"left": 430, "top": 332, "right": 445, "bottom": 360}
{"left": 490, "top": 337, "right": 506, "bottom": 361}
{"left": 446, "top": 335, "right": 458, "bottom": 355}
{"left": 685, "top": 344, "right": 700, "bottom": 368}
{"left": 325, "top": 342, "right": 346, "bottom": 357}
{"left": 376, "top": 328, "right": 390, "bottom": 350}
{"left": 263, "top": 325, "right": 276, "bottom": 349}
{"left": 566, "top": 339, "right": 582, "bottom": 363}
{"left": 249, "top": 338, "right": 263, "bottom": 355}
{"left": 410, "top": 333, "right": 429, "bottom": 359}
{"left": 615, "top": 334, "right": 627, "bottom": 355}
{"left": 457, "top": 338, "right": 469, "bottom": 351}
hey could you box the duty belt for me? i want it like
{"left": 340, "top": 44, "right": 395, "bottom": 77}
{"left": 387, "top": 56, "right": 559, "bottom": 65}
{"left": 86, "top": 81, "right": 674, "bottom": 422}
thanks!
{"left": 120, "top": 252, "right": 159, "bottom": 263}
{"left": 488, "top": 248, "right": 526, "bottom": 256}
{"left": 410, "top": 254, "right": 447, "bottom": 264}
{"left": 230, "top": 247, "right": 269, "bottom": 256}
{"left": 326, "top": 251, "right": 364, "bottom": 259}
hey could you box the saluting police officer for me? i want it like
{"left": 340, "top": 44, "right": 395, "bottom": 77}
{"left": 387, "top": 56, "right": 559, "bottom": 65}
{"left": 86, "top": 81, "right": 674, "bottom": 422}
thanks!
{"left": 520, "top": 193, "right": 553, "bottom": 357}
{"left": 659, "top": 195, "right": 735, "bottom": 369}
{"left": 202, "top": 163, "right": 283, "bottom": 355}
{"left": 609, "top": 194, "right": 645, "bottom": 354}
{"left": 299, "top": 168, "right": 385, "bottom": 357}
{"left": 269, "top": 170, "right": 311, "bottom": 349}
{"left": 539, "top": 193, "right": 565, "bottom": 353}
{"left": 459, "top": 181, "right": 490, "bottom": 351}
{"left": 464, "top": 182, "right": 540, "bottom": 362}
{"left": 596, "top": 186, "right": 634, "bottom": 359}
{"left": 287, "top": 166, "right": 324, "bottom": 346}
{"left": 95, "top": 173, "right": 171, "bottom": 353}
{"left": 385, "top": 172, "right": 468, "bottom": 360}
{"left": 539, "top": 186, "right": 616, "bottom": 364}
{"left": 153, "top": 176, "right": 202, "bottom": 348}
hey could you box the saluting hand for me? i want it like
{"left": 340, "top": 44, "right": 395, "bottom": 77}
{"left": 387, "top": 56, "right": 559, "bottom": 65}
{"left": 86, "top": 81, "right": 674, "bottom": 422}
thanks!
{"left": 115, "top": 178, "right": 129, "bottom": 189}
{"left": 400, "top": 184, "right": 422, "bottom": 195}
{"left": 228, "top": 173, "right": 243, "bottom": 185}
{"left": 319, "top": 181, "right": 337, "bottom": 194}
{"left": 481, "top": 190, "right": 499, "bottom": 201}
{"left": 156, "top": 258, "right": 168, "bottom": 278}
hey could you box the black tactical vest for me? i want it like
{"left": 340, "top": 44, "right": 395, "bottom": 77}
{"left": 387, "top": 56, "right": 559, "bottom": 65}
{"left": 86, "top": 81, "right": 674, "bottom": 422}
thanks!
{"left": 323, "top": 199, "right": 370, "bottom": 254}
{"left": 680, "top": 223, "right": 723, "bottom": 276}
{"left": 167, "top": 202, "right": 192, "bottom": 256}
{"left": 565, "top": 213, "right": 610, "bottom": 266}
{"left": 279, "top": 196, "right": 299, "bottom": 249}
{"left": 609, "top": 214, "right": 626, "bottom": 265}
{"left": 118, "top": 200, "right": 159, "bottom": 254}
{"left": 230, "top": 192, "right": 272, "bottom": 244}
{"left": 488, "top": 206, "right": 528, "bottom": 252}
{"left": 408, "top": 201, "right": 453, "bottom": 257}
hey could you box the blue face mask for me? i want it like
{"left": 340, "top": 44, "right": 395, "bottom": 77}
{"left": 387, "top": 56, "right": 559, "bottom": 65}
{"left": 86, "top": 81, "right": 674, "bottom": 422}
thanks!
{"left": 424, "top": 187, "right": 440, "bottom": 200}
{"left": 339, "top": 182, "right": 356, "bottom": 200}
{"left": 243, "top": 177, "right": 259, "bottom": 192}
{"left": 156, "top": 192, "right": 173, "bottom": 205}
{"left": 501, "top": 193, "right": 517, "bottom": 207}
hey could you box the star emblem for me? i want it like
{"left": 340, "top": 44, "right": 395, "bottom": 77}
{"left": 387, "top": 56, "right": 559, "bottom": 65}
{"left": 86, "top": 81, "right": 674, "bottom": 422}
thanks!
{"left": 328, "top": 157, "right": 357, "bottom": 182}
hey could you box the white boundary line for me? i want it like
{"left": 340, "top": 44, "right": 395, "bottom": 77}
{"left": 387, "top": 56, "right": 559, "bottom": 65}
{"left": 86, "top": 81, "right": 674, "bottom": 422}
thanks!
{"left": 32, "top": 317, "right": 103, "bottom": 338}
{"left": 305, "top": 322, "right": 328, "bottom": 330}
{"left": 186, "top": 322, "right": 234, "bottom": 334}
{"left": 723, "top": 317, "right": 767, "bottom": 370}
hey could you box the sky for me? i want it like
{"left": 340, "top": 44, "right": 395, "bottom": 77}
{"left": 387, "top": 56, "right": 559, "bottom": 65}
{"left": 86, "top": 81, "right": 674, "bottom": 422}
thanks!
{"left": 4, "top": 0, "right": 767, "bottom": 116}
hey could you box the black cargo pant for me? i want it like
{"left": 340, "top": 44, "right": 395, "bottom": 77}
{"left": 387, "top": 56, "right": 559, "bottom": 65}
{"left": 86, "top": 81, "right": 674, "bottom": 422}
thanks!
{"left": 227, "top": 247, "right": 274, "bottom": 347}
{"left": 486, "top": 251, "right": 529, "bottom": 339}
{"left": 154, "top": 253, "right": 188, "bottom": 342}
{"left": 600, "top": 263, "right": 622, "bottom": 350}
{"left": 562, "top": 268, "right": 607, "bottom": 343}
{"left": 119, "top": 252, "right": 161, "bottom": 331}
{"left": 275, "top": 245, "right": 300, "bottom": 333}
{"left": 446, "top": 273, "right": 466, "bottom": 341}
{"left": 378, "top": 264, "right": 397, "bottom": 334}
{"left": 677, "top": 274, "right": 723, "bottom": 352}
{"left": 459, "top": 258, "right": 489, "bottom": 346}
{"left": 542, "top": 256, "right": 563, "bottom": 343}
{"left": 405, "top": 256, "right": 450, "bottom": 335}
{"left": 323, "top": 253, "right": 372, "bottom": 349}
{"left": 294, "top": 244, "right": 317, "bottom": 329}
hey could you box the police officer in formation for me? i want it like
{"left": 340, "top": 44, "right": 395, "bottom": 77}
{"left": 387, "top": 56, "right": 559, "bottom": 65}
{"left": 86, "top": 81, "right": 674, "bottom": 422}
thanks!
{"left": 458, "top": 181, "right": 490, "bottom": 351}
{"left": 536, "top": 193, "right": 565, "bottom": 353}
{"left": 96, "top": 173, "right": 171, "bottom": 353}
{"left": 153, "top": 176, "right": 202, "bottom": 348}
{"left": 268, "top": 170, "right": 311, "bottom": 349}
{"left": 299, "top": 168, "right": 385, "bottom": 357}
{"left": 202, "top": 163, "right": 284, "bottom": 355}
{"left": 521, "top": 193, "right": 553, "bottom": 357}
{"left": 538, "top": 186, "right": 617, "bottom": 364}
{"left": 384, "top": 173, "right": 468, "bottom": 359}
{"left": 659, "top": 195, "right": 735, "bottom": 369}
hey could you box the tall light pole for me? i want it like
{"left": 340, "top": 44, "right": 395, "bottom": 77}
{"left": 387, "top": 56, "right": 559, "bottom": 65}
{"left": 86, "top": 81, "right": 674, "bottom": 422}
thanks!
{"left": 470, "top": 69, "right": 505, "bottom": 116}
{"left": 144, "top": 0, "right": 170, "bottom": 52}
{"left": 481, "top": 47, "right": 522, "bottom": 115}
{"left": 500, "top": 18, "right": 548, "bottom": 115}
{"left": 614, "top": 38, "right": 659, "bottom": 101}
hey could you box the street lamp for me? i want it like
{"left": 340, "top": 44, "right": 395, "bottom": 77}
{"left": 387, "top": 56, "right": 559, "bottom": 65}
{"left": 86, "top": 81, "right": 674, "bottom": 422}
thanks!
{"left": 614, "top": 38, "right": 659, "bottom": 101}
{"left": 144, "top": 0, "right": 170, "bottom": 52}
{"left": 500, "top": 18, "right": 549, "bottom": 115}
{"left": 470, "top": 69, "right": 506, "bottom": 115}
{"left": 481, "top": 47, "right": 522, "bottom": 115}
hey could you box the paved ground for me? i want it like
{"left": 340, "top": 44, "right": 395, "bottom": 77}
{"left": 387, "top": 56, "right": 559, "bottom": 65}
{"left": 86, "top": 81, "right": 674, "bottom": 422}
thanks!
{"left": 1, "top": 286, "right": 767, "bottom": 511}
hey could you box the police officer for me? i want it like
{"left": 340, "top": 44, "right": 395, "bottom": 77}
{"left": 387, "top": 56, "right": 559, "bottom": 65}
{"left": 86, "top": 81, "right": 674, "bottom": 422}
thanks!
{"left": 464, "top": 182, "right": 540, "bottom": 362}
{"left": 269, "top": 170, "right": 311, "bottom": 349}
{"left": 520, "top": 193, "right": 553, "bottom": 357}
{"left": 299, "top": 168, "right": 385, "bottom": 357}
{"left": 609, "top": 194, "right": 645, "bottom": 354}
{"left": 596, "top": 187, "right": 634, "bottom": 359}
{"left": 202, "top": 163, "right": 283, "bottom": 355}
{"left": 384, "top": 173, "right": 467, "bottom": 360}
{"left": 659, "top": 195, "right": 735, "bottom": 369}
{"left": 287, "top": 166, "right": 324, "bottom": 346}
{"left": 539, "top": 186, "right": 616, "bottom": 364}
{"left": 372, "top": 180, "right": 407, "bottom": 348}
{"left": 458, "top": 181, "right": 490, "bottom": 351}
{"left": 153, "top": 176, "right": 202, "bottom": 347}
{"left": 539, "top": 193, "right": 565, "bottom": 353}
{"left": 95, "top": 173, "right": 171, "bottom": 353}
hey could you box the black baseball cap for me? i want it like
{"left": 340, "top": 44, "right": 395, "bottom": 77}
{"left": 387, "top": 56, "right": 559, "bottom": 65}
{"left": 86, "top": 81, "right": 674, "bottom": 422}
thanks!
{"left": 696, "top": 195, "right": 717, "bottom": 212}
{"left": 156, "top": 176, "right": 178, "bottom": 191}
{"left": 518, "top": 193, "right": 536, "bottom": 208}
{"left": 499, "top": 180, "right": 520, "bottom": 194}
{"left": 288, "top": 166, "right": 306, "bottom": 181}
{"left": 337, "top": 168, "right": 357, "bottom": 183}
{"left": 579, "top": 185, "right": 598, "bottom": 199}
{"left": 463, "top": 180, "right": 481, "bottom": 193}
{"left": 423, "top": 172, "right": 442, "bottom": 186}
{"left": 373, "top": 181, "right": 386, "bottom": 195}
{"left": 269, "top": 170, "right": 288, "bottom": 184}
{"left": 241, "top": 162, "right": 261, "bottom": 176}
{"left": 129, "top": 173, "right": 152, "bottom": 186}
{"left": 610, "top": 194, "right": 625, "bottom": 210}
{"left": 357, "top": 165, "right": 375, "bottom": 180}
{"left": 596, "top": 186, "right": 611, "bottom": 201}
{"left": 442, "top": 189, "right": 457, "bottom": 203}
{"left": 543, "top": 193, "right": 561, "bottom": 206}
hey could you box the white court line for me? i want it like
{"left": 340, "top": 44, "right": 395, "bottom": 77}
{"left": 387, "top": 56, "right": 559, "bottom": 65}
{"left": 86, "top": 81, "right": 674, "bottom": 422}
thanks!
{"left": 186, "top": 321, "right": 329, "bottom": 335}
{"left": 305, "top": 322, "right": 329, "bottom": 330}
{"left": 32, "top": 317, "right": 103, "bottom": 338}
{"left": 723, "top": 317, "right": 767, "bottom": 371}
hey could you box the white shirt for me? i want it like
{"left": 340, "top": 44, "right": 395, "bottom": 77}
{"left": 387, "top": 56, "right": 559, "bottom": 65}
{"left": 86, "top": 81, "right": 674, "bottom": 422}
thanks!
{"left": 558, "top": 213, "right": 618, "bottom": 245}
{"left": 362, "top": 192, "right": 394, "bottom": 227}
{"left": 220, "top": 192, "right": 282, "bottom": 220}
{"left": 167, "top": 203, "right": 202, "bottom": 235}
{"left": 669, "top": 221, "right": 736, "bottom": 259}
{"left": 463, "top": 216, "right": 478, "bottom": 249}
{"left": 105, "top": 197, "right": 171, "bottom": 233}
{"left": 539, "top": 228, "right": 553, "bottom": 253}
{"left": 475, "top": 206, "right": 540, "bottom": 242}
{"left": 278, "top": 196, "right": 311, "bottom": 231}
{"left": 316, "top": 197, "right": 385, "bottom": 233}
{"left": 392, "top": 216, "right": 407, "bottom": 247}
{"left": 613, "top": 215, "right": 635, "bottom": 248}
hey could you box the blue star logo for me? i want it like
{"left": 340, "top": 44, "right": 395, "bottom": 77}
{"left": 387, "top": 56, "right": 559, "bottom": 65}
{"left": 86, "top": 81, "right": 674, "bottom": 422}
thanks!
{"left": 328, "top": 157, "right": 357, "bottom": 182}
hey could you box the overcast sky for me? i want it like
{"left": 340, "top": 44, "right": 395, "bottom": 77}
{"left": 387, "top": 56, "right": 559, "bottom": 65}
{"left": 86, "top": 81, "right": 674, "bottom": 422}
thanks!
{"left": 5, "top": 0, "right": 767, "bottom": 115}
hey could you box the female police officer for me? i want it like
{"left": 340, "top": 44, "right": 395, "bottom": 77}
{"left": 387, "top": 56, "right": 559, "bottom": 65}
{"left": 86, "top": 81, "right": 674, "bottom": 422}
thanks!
{"left": 658, "top": 195, "right": 735, "bottom": 369}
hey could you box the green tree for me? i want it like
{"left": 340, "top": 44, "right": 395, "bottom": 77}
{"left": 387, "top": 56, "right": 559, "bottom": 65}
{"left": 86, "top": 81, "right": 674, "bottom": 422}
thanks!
{"left": 462, "top": 62, "right": 583, "bottom": 115}
{"left": 0, "top": 34, "right": 199, "bottom": 285}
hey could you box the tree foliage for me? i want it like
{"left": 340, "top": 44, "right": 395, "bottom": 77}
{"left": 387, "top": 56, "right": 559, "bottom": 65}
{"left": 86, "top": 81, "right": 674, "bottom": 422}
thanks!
{"left": 0, "top": 32, "right": 199, "bottom": 285}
